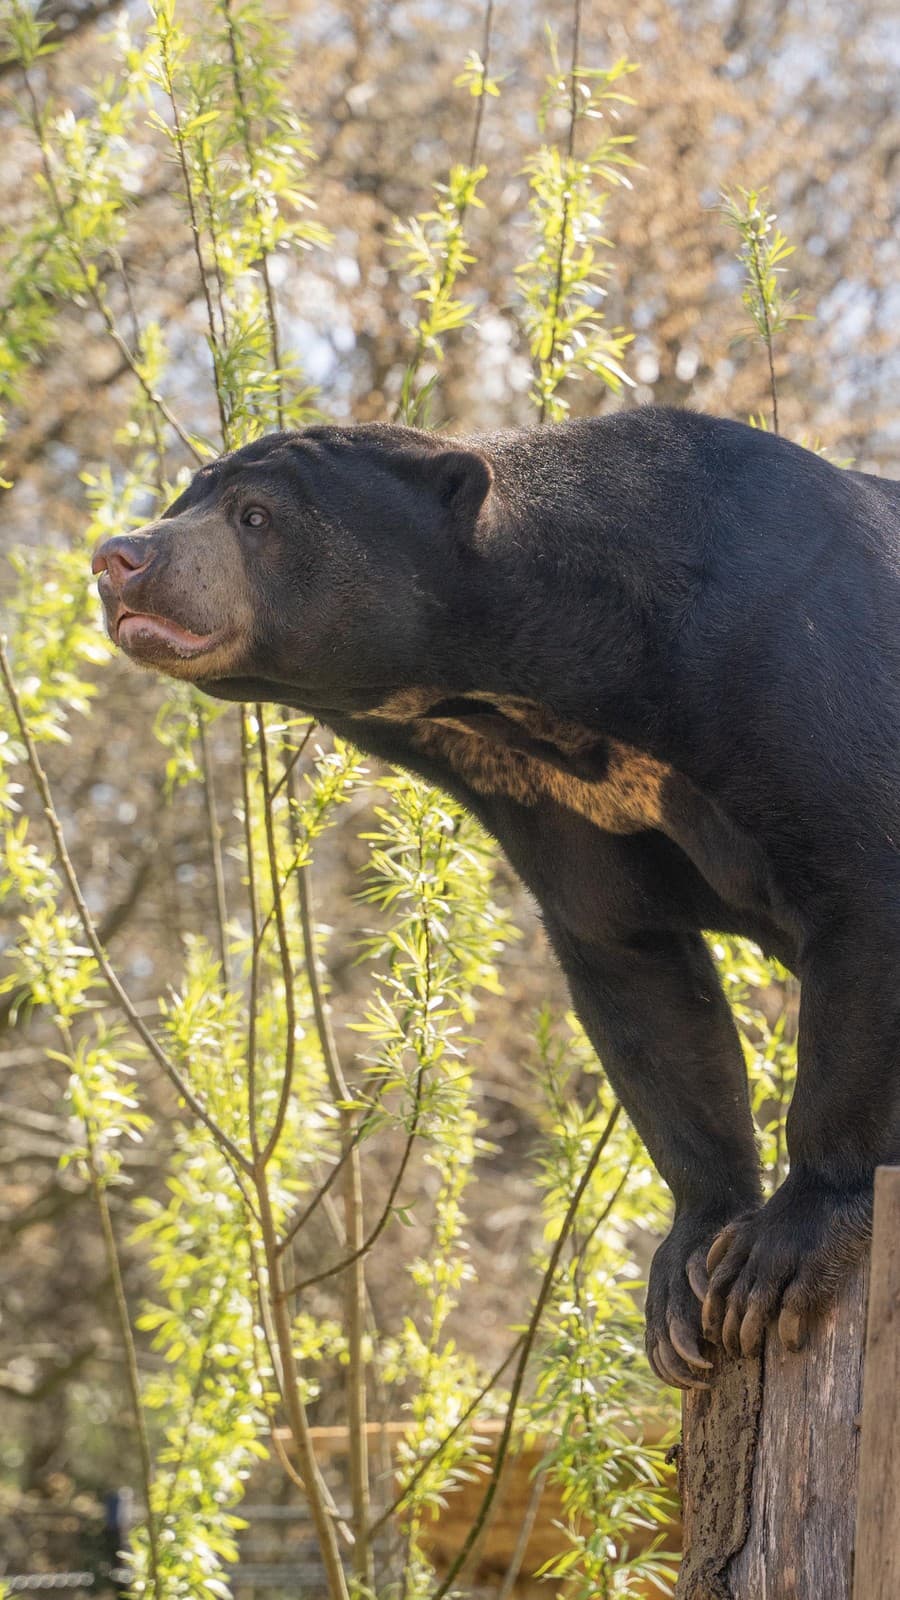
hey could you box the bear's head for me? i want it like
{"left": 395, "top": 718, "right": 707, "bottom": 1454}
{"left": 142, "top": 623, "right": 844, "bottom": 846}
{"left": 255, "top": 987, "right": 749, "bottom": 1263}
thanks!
{"left": 92, "top": 427, "right": 494, "bottom": 713}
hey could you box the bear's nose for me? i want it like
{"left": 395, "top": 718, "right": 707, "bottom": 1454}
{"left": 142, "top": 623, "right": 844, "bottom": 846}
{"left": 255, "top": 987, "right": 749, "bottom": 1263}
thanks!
{"left": 91, "top": 535, "right": 156, "bottom": 590}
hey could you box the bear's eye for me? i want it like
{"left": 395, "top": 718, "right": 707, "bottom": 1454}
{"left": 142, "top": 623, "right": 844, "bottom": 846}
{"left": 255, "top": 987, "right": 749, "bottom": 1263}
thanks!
{"left": 241, "top": 505, "right": 270, "bottom": 530}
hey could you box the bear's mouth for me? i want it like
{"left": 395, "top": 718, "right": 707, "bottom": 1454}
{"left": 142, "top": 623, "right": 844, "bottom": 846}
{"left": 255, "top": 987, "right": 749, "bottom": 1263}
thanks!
{"left": 115, "top": 610, "right": 224, "bottom": 663}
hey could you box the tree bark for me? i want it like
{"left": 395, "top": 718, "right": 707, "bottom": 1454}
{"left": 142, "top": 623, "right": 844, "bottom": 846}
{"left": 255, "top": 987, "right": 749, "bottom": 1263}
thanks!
{"left": 675, "top": 1255, "right": 869, "bottom": 1599}
{"left": 853, "top": 1166, "right": 900, "bottom": 1600}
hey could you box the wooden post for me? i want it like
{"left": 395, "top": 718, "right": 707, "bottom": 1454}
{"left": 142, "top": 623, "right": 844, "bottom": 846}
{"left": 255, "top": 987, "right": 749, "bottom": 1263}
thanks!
{"left": 854, "top": 1166, "right": 900, "bottom": 1600}
{"left": 675, "top": 1248, "right": 871, "bottom": 1598}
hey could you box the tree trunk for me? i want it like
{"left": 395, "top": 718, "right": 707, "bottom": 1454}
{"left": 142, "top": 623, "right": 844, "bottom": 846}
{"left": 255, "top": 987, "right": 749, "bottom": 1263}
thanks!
{"left": 675, "top": 1257, "right": 868, "bottom": 1599}
{"left": 675, "top": 1166, "right": 900, "bottom": 1599}
{"left": 853, "top": 1166, "right": 900, "bottom": 1600}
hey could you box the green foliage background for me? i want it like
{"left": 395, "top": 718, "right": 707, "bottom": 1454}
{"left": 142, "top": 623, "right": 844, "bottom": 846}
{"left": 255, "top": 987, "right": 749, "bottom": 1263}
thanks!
{"left": 0, "top": 2, "right": 824, "bottom": 1596}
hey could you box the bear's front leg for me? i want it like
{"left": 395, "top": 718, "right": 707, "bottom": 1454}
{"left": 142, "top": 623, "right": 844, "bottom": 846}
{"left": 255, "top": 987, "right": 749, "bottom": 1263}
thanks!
{"left": 543, "top": 916, "right": 763, "bottom": 1389}
{"left": 700, "top": 916, "right": 899, "bottom": 1355}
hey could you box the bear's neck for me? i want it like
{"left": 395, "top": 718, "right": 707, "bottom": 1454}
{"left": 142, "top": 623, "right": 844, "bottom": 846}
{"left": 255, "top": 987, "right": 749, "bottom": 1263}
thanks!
{"left": 415, "top": 496, "right": 688, "bottom": 749}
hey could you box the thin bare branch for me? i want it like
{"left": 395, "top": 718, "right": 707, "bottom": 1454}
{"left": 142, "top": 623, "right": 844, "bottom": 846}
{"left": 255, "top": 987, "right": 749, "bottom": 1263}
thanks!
{"left": 280, "top": 1071, "right": 424, "bottom": 1296}
{"left": 256, "top": 710, "right": 298, "bottom": 1165}
{"left": 369, "top": 1332, "right": 525, "bottom": 1537}
{"left": 240, "top": 708, "right": 262, "bottom": 1160}
{"left": 276, "top": 1077, "right": 389, "bottom": 1256}
{"left": 497, "top": 1467, "right": 546, "bottom": 1600}
{"left": 467, "top": 0, "right": 496, "bottom": 172}
{"left": 197, "top": 709, "right": 231, "bottom": 988}
{"left": 90, "top": 1162, "right": 163, "bottom": 1596}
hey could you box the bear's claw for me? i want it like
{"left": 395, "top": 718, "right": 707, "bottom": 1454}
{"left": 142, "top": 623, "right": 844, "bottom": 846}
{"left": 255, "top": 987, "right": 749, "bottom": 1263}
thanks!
{"left": 645, "top": 1218, "right": 736, "bottom": 1389}
{"left": 699, "top": 1177, "right": 871, "bottom": 1359}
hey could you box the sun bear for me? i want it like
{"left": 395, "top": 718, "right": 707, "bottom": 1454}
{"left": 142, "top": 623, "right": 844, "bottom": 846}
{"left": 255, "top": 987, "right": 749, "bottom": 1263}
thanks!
{"left": 92, "top": 406, "right": 900, "bottom": 1388}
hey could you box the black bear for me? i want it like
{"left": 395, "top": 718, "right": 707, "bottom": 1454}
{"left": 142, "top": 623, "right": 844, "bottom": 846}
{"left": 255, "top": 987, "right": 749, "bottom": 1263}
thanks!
{"left": 92, "top": 406, "right": 900, "bottom": 1388}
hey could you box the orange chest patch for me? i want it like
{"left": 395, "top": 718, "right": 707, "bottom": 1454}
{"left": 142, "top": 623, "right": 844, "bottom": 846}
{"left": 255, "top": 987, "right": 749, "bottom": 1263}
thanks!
{"left": 360, "top": 689, "right": 671, "bottom": 834}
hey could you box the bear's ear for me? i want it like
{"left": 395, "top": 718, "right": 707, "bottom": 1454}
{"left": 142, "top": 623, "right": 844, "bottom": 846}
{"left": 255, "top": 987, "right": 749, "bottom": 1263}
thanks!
{"left": 429, "top": 449, "right": 494, "bottom": 535}
{"left": 387, "top": 445, "right": 493, "bottom": 542}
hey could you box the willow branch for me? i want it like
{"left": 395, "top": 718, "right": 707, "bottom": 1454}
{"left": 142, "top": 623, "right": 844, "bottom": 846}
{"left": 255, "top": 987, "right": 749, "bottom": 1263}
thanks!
{"left": 431, "top": 1101, "right": 621, "bottom": 1599}
{"left": 539, "top": 0, "right": 582, "bottom": 426}
{"left": 369, "top": 1332, "right": 524, "bottom": 1537}
{"left": 748, "top": 226, "right": 780, "bottom": 433}
{"left": 281, "top": 1064, "right": 425, "bottom": 1296}
{"left": 276, "top": 1075, "right": 389, "bottom": 1256}
{"left": 467, "top": 0, "right": 496, "bottom": 171}
{"left": 282, "top": 741, "right": 371, "bottom": 1580}
{"left": 0, "top": 638, "right": 251, "bottom": 1174}
{"left": 155, "top": 17, "right": 230, "bottom": 444}
{"left": 254, "top": 1173, "right": 350, "bottom": 1600}
{"left": 282, "top": 814, "right": 436, "bottom": 1296}
{"left": 496, "top": 1468, "right": 546, "bottom": 1600}
{"left": 90, "top": 1154, "right": 163, "bottom": 1597}
{"left": 221, "top": 0, "right": 285, "bottom": 427}
{"left": 256, "top": 711, "right": 298, "bottom": 1165}
{"left": 244, "top": 1229, "right": 355, "bottom": 1547}
{"left": 20, "top": 67, "right": 206, "bottom": 461}
{"left": 197, "top": 710, "right": 231, "bottom": 988}
{"left": 56, "top": 997, "right": 162, "bottom": 1600}
{"left": 240, "top": 709, "right": 262, "bottom": 1160}
{"left": 392, "top": 0, "right": 496, "bottom": 422}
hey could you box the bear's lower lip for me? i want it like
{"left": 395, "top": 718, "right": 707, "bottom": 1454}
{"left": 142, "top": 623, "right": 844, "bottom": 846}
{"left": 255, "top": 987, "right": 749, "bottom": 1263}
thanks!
{"left": 116, "top": 611, "right": 220, "bottom": 661}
